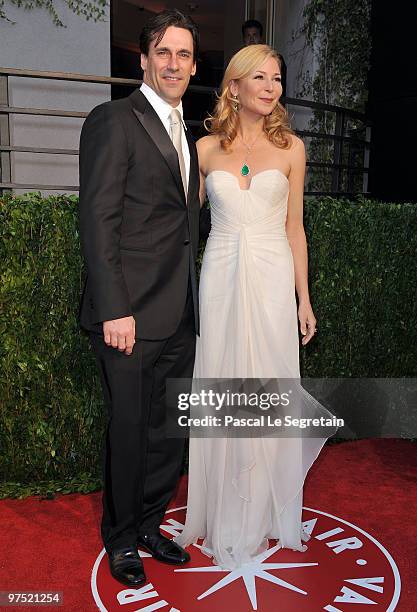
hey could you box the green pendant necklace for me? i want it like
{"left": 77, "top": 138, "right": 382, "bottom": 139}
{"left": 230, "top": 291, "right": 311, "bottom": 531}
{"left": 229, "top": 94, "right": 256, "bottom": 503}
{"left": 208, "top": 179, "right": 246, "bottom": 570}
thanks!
{"left": 241, "top": 163, "right": 250, "bottom": 176}
{"left": 239, "top": 133, "right": 260, "bottom": 176}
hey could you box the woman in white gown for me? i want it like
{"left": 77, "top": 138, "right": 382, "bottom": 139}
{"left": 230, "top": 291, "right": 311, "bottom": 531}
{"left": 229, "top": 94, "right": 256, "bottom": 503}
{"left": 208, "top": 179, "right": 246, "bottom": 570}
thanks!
{"left": 175, "top": 45, "right": 337, "bottom": 569}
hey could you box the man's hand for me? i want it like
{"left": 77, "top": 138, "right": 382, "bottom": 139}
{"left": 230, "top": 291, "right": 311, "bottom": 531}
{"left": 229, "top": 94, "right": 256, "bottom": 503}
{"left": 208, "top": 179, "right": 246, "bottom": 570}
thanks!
{"left": 103, "top": 316, "right": 136, "bottom": 355}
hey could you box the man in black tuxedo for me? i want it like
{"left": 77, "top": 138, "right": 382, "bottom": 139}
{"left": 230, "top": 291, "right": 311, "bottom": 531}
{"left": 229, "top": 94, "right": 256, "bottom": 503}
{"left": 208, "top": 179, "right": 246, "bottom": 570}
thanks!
{"left": 78, "top": 10, "right": 200, "bottom": 587}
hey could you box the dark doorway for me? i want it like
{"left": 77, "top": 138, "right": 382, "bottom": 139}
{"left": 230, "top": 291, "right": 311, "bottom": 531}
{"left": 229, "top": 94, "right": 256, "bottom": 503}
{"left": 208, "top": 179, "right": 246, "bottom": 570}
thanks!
{"left": 367, "top": 2, "right": 417, "bottom": 202}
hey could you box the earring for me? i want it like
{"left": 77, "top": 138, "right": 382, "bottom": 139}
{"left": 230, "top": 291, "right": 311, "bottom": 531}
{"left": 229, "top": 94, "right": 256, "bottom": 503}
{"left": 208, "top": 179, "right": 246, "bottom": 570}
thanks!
{"left": 232, "top": 95, "right": 239, "bottom": 112}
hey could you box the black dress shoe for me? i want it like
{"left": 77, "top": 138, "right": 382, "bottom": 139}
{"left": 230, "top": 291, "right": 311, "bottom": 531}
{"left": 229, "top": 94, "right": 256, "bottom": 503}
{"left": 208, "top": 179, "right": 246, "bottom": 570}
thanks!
{"left": 137, "top": 532, "right": 191, "bottom": 565}
{"left": 108, "top": 547, "right": 146, "bottom": 587}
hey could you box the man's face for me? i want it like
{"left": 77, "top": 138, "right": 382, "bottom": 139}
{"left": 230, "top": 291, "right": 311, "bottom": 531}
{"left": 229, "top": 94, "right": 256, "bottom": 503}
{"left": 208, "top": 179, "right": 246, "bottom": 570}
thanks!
{"left": 243, "top": 27, "right": 262, "bottom": 46}
{"left": 141, "top": 26, "right": 196, "bottom": 107}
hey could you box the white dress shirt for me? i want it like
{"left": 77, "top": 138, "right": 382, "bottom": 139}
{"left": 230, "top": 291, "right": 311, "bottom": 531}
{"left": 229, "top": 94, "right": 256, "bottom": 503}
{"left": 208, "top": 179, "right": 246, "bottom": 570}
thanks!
{"left": 140, "top": 82, "right": 190, "bottom": 187}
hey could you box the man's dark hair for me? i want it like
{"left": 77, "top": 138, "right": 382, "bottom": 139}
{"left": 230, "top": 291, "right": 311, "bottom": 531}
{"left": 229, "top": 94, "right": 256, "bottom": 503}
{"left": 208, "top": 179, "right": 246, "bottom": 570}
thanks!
{"left": 140, "top": 9, "right": 199, "bottom": 61}
{"left": 242, "top": 19, "right": 263, "bottom": 37}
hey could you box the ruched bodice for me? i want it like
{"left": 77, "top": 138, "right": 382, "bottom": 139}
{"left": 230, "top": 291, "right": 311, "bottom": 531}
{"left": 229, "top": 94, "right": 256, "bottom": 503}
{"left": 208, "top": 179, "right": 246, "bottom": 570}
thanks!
{"left": 206, "top": 169, "right": 289, "bottom": 237}
{"left": 175, "top": 168, "right": 337, "bottom": 570}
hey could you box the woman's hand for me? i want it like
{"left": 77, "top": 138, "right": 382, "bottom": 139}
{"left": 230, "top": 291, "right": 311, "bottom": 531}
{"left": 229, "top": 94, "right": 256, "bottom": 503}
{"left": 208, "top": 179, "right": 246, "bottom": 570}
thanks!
{"left": 298, "top": 300, "right": 317, "bottom": 345}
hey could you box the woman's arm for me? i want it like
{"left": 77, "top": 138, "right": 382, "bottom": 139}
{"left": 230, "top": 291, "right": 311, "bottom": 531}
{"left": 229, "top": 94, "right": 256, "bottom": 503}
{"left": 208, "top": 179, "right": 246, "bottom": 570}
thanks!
{"left": 285, "top": 136, "right": 316, "bottom": 345}
{"left": 196, "top": 137, "right": 210, "bottom": 207}
{"left": 198, "top": 167, "right": 207, "bottom": 207}
{"left": 196, "top": 137, "right": 212, "bottom": 240}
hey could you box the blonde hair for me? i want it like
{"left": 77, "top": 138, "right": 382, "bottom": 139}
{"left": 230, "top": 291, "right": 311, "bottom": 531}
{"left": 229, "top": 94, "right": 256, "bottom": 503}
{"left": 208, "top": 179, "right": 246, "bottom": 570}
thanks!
{"left": 205, "top": 44, "right": 294, "bottom": 150}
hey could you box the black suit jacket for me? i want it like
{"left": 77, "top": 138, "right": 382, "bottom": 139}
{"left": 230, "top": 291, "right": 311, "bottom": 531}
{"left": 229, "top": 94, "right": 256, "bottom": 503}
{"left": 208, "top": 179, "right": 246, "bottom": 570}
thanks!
{"left": 78, "top": 89, "right": 200, "bottom": 340}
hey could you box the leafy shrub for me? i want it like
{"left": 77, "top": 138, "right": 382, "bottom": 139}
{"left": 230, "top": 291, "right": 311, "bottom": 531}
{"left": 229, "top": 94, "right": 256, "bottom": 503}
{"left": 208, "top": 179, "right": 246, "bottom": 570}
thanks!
{"left": 1, "top": 192, "right": 416, "bottom": 496}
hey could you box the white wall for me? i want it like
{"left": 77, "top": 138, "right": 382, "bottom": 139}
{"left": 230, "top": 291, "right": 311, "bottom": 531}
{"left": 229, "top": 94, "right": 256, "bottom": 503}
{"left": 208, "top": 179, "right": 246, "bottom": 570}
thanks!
{"left": 0, "top": 2, "right": 110, "bottom": 194}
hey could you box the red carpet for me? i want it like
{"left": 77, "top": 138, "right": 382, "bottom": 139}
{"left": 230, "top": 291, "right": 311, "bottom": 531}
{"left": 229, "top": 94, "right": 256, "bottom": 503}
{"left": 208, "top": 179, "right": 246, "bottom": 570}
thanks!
{"left": 0, "top": 439, "right": 415, "bottom": 611}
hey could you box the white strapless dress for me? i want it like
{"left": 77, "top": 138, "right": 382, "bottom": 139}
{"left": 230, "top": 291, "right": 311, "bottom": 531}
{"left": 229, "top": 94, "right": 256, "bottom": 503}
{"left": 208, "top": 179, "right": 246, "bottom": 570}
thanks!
{"left": 174, "top": 169, "right": 336, "bottom": 569}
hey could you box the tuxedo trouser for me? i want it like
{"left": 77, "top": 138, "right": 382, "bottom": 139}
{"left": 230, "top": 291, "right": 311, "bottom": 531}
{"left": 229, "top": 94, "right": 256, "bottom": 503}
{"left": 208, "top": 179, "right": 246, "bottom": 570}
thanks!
{"left": 90, "top": 292, "right": 195, "bottom": 553}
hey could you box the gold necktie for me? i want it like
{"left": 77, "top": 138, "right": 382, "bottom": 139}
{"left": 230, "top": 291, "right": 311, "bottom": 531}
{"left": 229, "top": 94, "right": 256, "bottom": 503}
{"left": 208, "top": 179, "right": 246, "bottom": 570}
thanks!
{"left": 169, "top": 109, "right": 188, "bottom": 201}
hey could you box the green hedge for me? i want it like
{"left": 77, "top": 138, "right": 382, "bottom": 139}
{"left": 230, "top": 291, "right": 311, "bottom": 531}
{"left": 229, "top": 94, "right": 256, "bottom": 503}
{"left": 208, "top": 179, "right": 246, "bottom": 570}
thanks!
{"left": 1, "top": 193, "right": 416, "bottom": 497}
{"left": 0, "top": 193, "right": 103, "bottom": 497}
{"left": 301, "top": 196, "right": 417, "bottom": 377}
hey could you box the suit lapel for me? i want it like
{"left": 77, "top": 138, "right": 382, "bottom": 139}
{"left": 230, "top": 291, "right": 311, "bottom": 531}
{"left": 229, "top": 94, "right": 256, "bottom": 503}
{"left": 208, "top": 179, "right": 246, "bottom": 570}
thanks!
{"left": 130, "top": 89, "right": 186, "bottom": 205}
{"left": 185, "top": 125, "right": 199, "bottom": 207}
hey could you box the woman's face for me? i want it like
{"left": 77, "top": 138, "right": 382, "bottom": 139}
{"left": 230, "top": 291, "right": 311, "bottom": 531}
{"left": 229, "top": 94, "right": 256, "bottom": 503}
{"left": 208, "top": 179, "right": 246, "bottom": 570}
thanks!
{"left": 231, "top": 56, "right": 282, "bottom": 117}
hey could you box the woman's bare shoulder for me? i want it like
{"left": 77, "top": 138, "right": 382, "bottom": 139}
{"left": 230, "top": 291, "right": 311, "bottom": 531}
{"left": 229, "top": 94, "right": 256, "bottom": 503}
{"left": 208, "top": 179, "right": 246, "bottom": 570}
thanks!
{"left": 197, "top": 135, "right": 221, "bottom": 174}
{"left": 286, "top": 132, "right": 305, "bottom": 153}
{"left": 197, "top": 134, "right": 220, "bottom": 153}
{"left": 284, "top": 134, "right": 306, "bottom": 173}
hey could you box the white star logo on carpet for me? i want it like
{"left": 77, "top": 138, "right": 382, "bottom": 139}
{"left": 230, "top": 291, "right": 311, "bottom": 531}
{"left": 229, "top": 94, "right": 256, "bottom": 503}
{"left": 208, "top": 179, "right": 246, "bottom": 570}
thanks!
{"left": 175, "top": 542, "right": 318, "bottom": 610}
